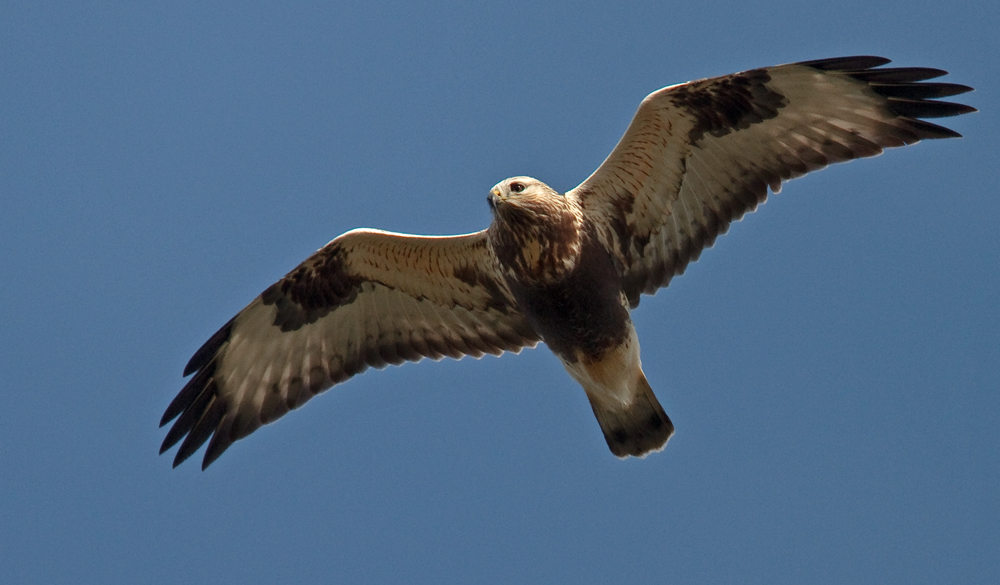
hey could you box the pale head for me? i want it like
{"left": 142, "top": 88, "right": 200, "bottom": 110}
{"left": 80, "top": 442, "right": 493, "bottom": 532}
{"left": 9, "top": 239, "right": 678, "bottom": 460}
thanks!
{"left": 486, "top": 176, "right": 584, "bottom": 283}
{"left": 487, "top": 176, "right": 561, "bottom": 212}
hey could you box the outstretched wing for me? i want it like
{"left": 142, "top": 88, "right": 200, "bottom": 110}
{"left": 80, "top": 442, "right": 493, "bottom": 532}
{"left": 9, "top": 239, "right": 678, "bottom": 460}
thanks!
{"left": 160, "top": 229, "right": 540, "bottom": 469}
{"left": 568, "top": 56, "right": 975, "bottom": 307}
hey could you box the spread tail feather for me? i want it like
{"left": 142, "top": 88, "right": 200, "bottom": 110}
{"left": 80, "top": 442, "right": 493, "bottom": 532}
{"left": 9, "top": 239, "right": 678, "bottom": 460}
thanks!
{"left": 587, "top": 373, "right": 674, "bottom": 458}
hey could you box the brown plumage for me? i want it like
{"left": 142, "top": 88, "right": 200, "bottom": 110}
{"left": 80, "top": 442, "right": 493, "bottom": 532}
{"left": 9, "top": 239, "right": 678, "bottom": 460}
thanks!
{"left": 160, "top": 56, "right": 974, "bottom": 469}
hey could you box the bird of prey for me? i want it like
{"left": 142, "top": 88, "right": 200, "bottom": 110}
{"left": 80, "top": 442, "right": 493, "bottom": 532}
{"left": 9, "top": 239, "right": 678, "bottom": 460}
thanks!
{"left": 160, "top": 56, "right": 974, "bottom": 469}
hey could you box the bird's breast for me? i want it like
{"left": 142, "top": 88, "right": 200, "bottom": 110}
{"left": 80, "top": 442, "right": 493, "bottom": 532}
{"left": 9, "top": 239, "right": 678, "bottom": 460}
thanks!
{"left": 504, "top": 232, "right": 631, "bottom": 363}
{"left": 489, "top": 200, "right": 586, "bottom": 284}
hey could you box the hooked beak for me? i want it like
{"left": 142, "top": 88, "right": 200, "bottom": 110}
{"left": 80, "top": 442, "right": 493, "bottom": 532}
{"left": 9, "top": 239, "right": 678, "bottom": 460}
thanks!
{"left": 487, "top": 187, "right": 501, "bottom": 211}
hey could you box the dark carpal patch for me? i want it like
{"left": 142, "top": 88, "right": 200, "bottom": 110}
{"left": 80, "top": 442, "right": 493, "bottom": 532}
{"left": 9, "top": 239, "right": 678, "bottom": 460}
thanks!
{"left": 262, "top": 245, "right": 362, "bottom": 331}
{"left": 611, "top": 191, "right": 654, "bottom": 260}
{"left": 451, "top": 263, "right": 511, "bottom": 313}
{"left": 670, "top": 69, "right": 787, "bottom": 143}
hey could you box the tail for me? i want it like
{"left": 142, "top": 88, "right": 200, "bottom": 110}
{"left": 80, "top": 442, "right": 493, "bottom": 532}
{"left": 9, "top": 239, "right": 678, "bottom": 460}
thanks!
{"left": 587, "top": 372, "right": 674, "bottom": 458}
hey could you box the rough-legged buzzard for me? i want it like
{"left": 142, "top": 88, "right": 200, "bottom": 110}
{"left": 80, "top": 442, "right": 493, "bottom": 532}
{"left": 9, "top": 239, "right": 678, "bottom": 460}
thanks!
{"left": 160, "top": 56, "right": 974, "bottom": 469}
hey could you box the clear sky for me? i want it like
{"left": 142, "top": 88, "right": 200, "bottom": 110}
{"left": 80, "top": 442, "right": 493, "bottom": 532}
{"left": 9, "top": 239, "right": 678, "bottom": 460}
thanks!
{"left": 2, "top": 2, "right": 996, "bottom": 584}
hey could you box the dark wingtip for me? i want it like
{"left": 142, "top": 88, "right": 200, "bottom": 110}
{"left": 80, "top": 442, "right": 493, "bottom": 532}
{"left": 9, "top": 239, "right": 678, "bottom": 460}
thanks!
{"left": 799, "top": 55, "right": 891, "bottom": 70}
{"left": 161, "top": 361, "right": 227, "bottom": 468}
{"left": 797, "top": 56, "right": 976, "bottom": 140}
{"left": 160, "top": 365, "right": 215, "bottom": 426}
{"left": 162, "top": 316, "right": 237, "bottom": 467}
{"left": 169, "top": 396, "right": 227, "bottom": 468}
{"left": 886, "top": 98, "right": 978, "bottom": 119}
{"left": 201, "top": 453, "right": 218, "bottom": 471}
{"left": 903, "top": 120, "right": 964, "bottom": 139}
{"left": 201, "top": 428, "right": 235, "bottom": 470}
{"left": 871, "top": 82, "right": 975, "bottom": 100}
{"left": 183, "top": 317, "right": 236, "bottom": 377}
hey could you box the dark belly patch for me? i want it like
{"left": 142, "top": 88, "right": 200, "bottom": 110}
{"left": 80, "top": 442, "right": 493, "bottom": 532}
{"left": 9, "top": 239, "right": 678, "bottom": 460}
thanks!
{"left": 509, "top": 232, "right": 630, "bottom": 362}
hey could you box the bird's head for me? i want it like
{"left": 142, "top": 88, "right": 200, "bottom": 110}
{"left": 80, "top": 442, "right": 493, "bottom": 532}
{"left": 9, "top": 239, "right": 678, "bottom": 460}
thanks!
{"left": 486, "top": 176, "right": 584, "bottom": 282}
{"left": 487, "top": 176, "right": 561, "bottom": 214}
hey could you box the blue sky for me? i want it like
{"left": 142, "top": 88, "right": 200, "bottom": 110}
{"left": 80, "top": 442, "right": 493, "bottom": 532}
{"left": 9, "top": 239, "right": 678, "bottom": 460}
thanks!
{"left": 2, "top": 1, "right": 997, "bottom": 583}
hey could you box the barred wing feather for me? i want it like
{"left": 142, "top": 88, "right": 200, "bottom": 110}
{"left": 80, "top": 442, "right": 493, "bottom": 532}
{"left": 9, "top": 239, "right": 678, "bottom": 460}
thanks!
{"left": 569, "top": 56, "right": 975, "bottom": 306}
{"left": 160, "top": 229, "right": 540, "bottom": 469}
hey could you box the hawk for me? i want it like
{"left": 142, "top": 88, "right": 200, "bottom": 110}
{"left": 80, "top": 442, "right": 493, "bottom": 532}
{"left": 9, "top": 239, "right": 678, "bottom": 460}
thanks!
{"left": 160, "top": 56, "right": 974, "bottom": 469}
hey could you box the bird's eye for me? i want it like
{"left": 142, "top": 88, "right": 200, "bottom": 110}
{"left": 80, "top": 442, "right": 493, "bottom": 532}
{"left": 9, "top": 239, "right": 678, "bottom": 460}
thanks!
{"left": 510, "top": 182, "right": 525, "bottom": 193}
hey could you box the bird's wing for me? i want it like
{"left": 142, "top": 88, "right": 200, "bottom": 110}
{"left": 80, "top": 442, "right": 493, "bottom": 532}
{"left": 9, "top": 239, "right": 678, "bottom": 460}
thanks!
{"left": 160, "top": 228, "right": 540, "bottom": 469}
{"left": 567, "top": 56, "right": 975, "bottom": 307}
